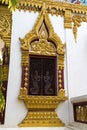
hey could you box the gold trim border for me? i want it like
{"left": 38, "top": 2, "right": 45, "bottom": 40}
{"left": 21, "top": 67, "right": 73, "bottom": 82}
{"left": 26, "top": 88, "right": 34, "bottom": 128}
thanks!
{"left": 1, "top": 0, "right": 87, "bottom": 41}
{"left": 17, "top": 0, "right": 87, "bottom": 15}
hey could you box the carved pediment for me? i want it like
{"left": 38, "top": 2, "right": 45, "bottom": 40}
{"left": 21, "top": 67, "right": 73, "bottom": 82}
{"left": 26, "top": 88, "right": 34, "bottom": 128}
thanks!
{"left": 20, "top": 3, "right": 65, "bottom": 55}
{"left": 29, "top": 22, "right": 56, "bottom": 56}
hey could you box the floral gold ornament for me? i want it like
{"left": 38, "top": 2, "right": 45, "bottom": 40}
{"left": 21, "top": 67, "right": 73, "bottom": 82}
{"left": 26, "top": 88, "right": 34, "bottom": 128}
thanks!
{"left": 0, "top": 14, "right": 10, "bottom": 36}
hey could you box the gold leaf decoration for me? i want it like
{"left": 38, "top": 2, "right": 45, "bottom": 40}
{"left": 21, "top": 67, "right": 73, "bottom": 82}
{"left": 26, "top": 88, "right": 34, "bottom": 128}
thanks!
{"left": 72, "top": 15, "right": 87, "bottom": 42}
{"left": 0, "top": 14, "right": 10, "bottom": 36}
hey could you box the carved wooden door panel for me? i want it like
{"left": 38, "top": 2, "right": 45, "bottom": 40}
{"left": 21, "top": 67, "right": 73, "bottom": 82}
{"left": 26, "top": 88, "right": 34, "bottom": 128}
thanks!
{"left": 29, "top": 55, "right": 57, "bottom": 96}
{"left": 29, "top": 57, "right": 42, "bottom": 95}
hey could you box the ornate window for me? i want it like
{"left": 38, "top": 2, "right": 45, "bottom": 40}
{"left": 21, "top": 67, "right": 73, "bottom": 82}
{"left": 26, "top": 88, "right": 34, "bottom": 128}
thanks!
{"left": 19, "top": 4, "right": 67, "bottom": 127}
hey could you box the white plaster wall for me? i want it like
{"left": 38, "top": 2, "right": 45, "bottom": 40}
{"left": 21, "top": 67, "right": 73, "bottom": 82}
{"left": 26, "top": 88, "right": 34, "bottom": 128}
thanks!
{"left": 66, "top": 23, "right": 87, "bottom": 98}
{"left": 65, "top": 22, "right": 87, "bottom": 123}
{"left": 49, "top": 14, "right": 65, "bottom": 43}
{"left": 3, "top": 10, "right": 68, "bottom": 128}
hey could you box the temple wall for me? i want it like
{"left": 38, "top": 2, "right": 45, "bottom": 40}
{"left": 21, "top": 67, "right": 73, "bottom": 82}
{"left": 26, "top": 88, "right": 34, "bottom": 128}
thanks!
{"left": 65, "top": 22, "right": 87, "bottom": 123}
{"left": 2, "top": 10, "right": 87, "bottom": 128}
{"left": 66, "top": 23, "right": 87, "bottom": 98}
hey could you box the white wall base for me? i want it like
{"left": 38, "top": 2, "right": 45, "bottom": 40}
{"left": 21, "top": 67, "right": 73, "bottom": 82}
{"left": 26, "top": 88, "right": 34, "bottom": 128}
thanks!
{"left": 0, "top": 127, "right": 66, "bottom": 130}
{"left": 66, "top": 122, "right": 87, "bottom": 130}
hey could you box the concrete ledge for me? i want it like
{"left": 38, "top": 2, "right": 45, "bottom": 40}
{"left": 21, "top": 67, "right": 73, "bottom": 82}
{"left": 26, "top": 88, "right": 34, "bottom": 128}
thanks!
{"left": 0, "top": 127, "right": 66, "bottom": 130}
{"left": 66, "top": 122, "right": 87, "bottom": 130}
{"left": 70, "top": 95, "right": 87, "bottom": 103}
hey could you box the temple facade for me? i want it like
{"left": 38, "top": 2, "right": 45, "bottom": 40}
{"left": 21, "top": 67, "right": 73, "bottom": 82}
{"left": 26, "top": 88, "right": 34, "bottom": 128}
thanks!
{"left": 0, "top": 0, "right": 87, "bottom": 129}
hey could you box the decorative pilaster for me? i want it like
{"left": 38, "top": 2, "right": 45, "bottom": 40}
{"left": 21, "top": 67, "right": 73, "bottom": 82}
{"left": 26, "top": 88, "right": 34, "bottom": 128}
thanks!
{"left": 64, "top": 9, "right": 72, "bottom": 29}
{"left": 0, "top": 4, "right": 12, "bottom": 124}
{"left": 21, "top": 50, "right": 29, "bottom": 90}
{"left": 72, "top": 15, "right": 87, "bottom": 42}
{"left": 58, "top": 54, "right": 65, "bottom": 97}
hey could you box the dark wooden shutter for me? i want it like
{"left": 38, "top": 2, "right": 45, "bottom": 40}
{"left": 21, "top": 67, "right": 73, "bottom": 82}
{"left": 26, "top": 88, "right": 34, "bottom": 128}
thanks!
{"left": 29, "top": 55, "right": 57, "bottom": 96}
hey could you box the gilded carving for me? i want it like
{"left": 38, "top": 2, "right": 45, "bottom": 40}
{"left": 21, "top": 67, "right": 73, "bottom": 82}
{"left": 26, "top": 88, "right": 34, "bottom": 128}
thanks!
{"left": 2, "top": 0, "right": 87, "bottom": 16}
{"left": 1, "top": 0, "right": 87, "bottom": 41}
{"left": 24, "top": 78, "right": 28, "bottom": 82}
{"left": 19, "top": 95, "right": 67, "bottom": 127}
{"left": 17, "top": 0, "right": 87, "bottom": 15}
{"left": 30, "top": 41, "right": 56, "bottom": 56}
{"left": 0, "top": 5, "right": 12, "bottom": 51}
{"left": 64, "top": 9, "right": 72, "bottom": 28}
{"left": 20, "top": 3, "right": 65, "bottom": 57}
{"left": 47, "top": 7, "right": 64, "bottom": 16}
{"left": 0, "top": 14, "right": 10, "bottom": 36}
{"left": 72, "top": 15, "right": 87, "bottom": 41}
{"left": 24, "top": 72, "right": 28, "bottom": 77}
{"left": 0, "top": 4, "right": 12, "bottom": 124}
{"left": 21, "top": 51, "right": 29, "bottom": 65}
{"left": 17, "top": 0, "right": 87, "bottom": 41}
{"left": 29, "top": 23, "right": 56, "bottom": 56}
{"left": 59, "top": 89, "right": 65, "bottom": 97}
{"left": 19, "top": 87, "right": 28, "bottom": 100}
{"left": 2, "top": 65, "right": 8, "bottom": 81}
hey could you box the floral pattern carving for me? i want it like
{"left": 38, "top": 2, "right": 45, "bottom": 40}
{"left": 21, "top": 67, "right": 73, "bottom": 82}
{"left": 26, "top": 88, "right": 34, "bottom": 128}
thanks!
{"left": 0, "top": 14, "right": 10, "bottom": 36}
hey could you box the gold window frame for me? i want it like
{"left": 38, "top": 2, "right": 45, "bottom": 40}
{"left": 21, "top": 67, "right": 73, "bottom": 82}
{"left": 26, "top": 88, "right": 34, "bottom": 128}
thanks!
{"left": 18, "top": 4, "right": 67, "bottom": 127}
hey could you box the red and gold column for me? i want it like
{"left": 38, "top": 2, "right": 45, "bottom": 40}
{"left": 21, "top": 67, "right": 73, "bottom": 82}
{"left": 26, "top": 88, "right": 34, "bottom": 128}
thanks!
{"left": 19, "top": 50, "right": 29, "bottom": 98}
